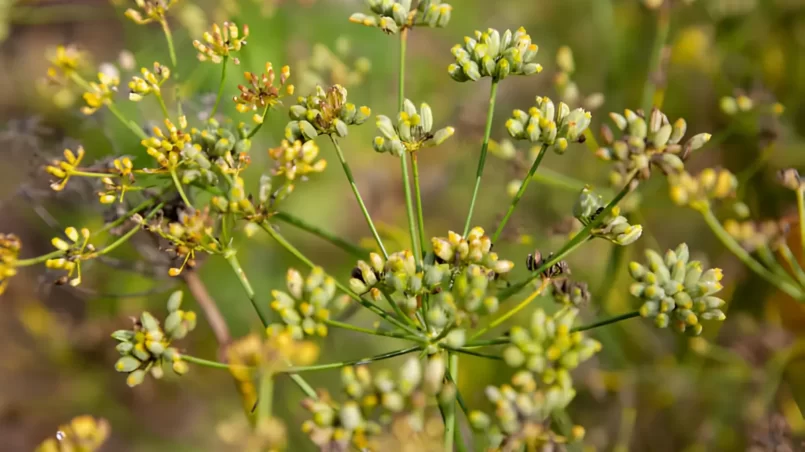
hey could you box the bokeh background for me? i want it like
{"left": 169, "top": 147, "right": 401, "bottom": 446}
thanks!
{"left": 2, "top": 0, "right": 805, "bottom": 450}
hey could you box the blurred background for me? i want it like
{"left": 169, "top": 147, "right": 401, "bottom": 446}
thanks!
{"left": 2, "top": 0, "right": 805, "bottom": 450}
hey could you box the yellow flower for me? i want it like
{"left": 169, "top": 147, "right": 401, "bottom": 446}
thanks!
{"left": 124, "top": 0, "right": 180, "bottom": 25}
{"left": 46, "top": 45, "right": 84, "bottom": 81}
{"left": 46, "top": 226, "right": 92, "bottom": 286}
{"left": 268, "top": 139, "right": 327, "bottom": 182}
{"left": 45, "top": 146, "right": 86, "bottom": 191}
{"left": 142, "top": 117, "right": 190, "bottom": 168}
{"left": 128, "top": 62, "right": 170, "bottom": 101}
{"left": 0, "top": 234, "right": 22, "bottom": 296}
{"left": 35, "top": 415, "right": 110, "bottom": 452}
{"left": 81, "top": 72, "right": 120, "bottom": 115}
{"left": 233, "top": 63, "right": 293, "bottom": 115}
{"left": 193, "top": 22, "right": 249, "bottom": 64}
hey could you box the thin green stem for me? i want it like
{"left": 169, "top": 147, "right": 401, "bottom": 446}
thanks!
{"left": 571, "top": 310, "right": 640, "bottom": 332}
{"left": 531, "top": 167, "right": 594, "bottom": 193}
{"left": 154, "top": 92, "right": 171, "bottom": 120}
{"left": 398, "top": 30, "right": 406, "bottom": 111}
{"left": 700, "top": 207, "right": 804, "bottom": 300}
{"left": 170, "top": 167, "right": 192, "bottom": 207}
{"left": 411, "top": 153, "right": 427, "bottom": 263}
{"left": 492, "top": 143, "right": 549, "bottom": 243}
{"left": 272, "top": 211, "right": 367, "bottom": 258}
{"left": 287, "top": 374, "right": 318, "bottom": 399}
{"left": 246, "top": 104, "right": 270, "bottom": 139}
{"left": 107, "top": 103, "right": 148, "bottom": 140}
{"left": 471, "top": 278, "right": 550, "bottom": 341}
{"left": 499, "top": 173, "right": 638, "bottom": 302}
{"left": 779, "top": 244, "right": 805, "bottom": 289}
{"left": 641, "top": 4, "right": 670, "bottom": 114}
{"left": 444, "top": 351, "right": 458, "bottom": 452}
{"left": 464, "top": 337, "right": 508, "bottom": 347}
{"left": 400, "top": 154, "right": 420, "bottom": 261}
{"left": 441, "top": 345, "right": 503, "bottom": 361}
{"left": 324, "top": 318, "right": 418, "bottom": 340}
{"left": 161, "top": 19, "right": 177, "bottom": 67}
{"left": 91, "top": 203, "right": 164, "bottom": 257}
{"left": 225, "top": 252, "right": 270, "bottom": 326}
{"left": 181, "top": 354, "right": 237, "bottom": 370}
{"left": 94, "top": 193, "right": 163, "bottom": 237}
{"left": 328, "top": 136, "right": 388, "bottom": 258}
{"left": 209, "top": 56, "right": 228, "bottom": 118}
{"left": 757, "top": 245, "right": 800, "bottom": 289}
{"left": 277, "top": 346, "right": 421, "bottom": 373}
{"left": 69, "top": 170, "right": 115, "bottom": 179}
{"left": 257, "top": 371, "right": 274, "bottom": 420}
{"left": 380, "top": 288, "right": 421, "bottom": 330}
{"left": 16, "top": 250, "right": 66, "bottom": 267}
{"left": 797, "top": 188, "right": 805, "bottom": 261}
{"left": 463, "top": 80, "right": 499, "bottom": 236}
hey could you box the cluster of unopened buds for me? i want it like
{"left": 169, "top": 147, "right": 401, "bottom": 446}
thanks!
{"left": 668, "top": 167, "right": 738, "bottom": 210}
{"left": 268, "top": 139, "right": 327, "bottom": 184}
{"left": 145, "top": 207, "right": 221, "bottom": 276}
{"left": 124, "top": 0, "right": 178, "bottom": 25}
{"left": 373, "top": 99, "right": 454, "bottom": 156}
{"left": 0, "top": 234, "right": 21, "bottom": 296}
{"left": 46, "top": 226, "right": 94, "bottom": 287}
{"left": 431, "top": 227, "right": 514, "bottom": 275}
{"left": 128, "top": 62, "right": 170, "bottom": 101}
{"left": 629, "top": 243, "right": 727, "bottom": 335}
{"left": 596, "top": 107, "right": 711, "bottom": 183}
{"left": 267, "top": 267, "right": 338, "bottom": 339}
{"left": 286, "top": 84, "right": 371, "bottom": 141}
{"left": 45, "top": 146, "right": 86, "bottom": 191}
{"left": 573, "top": 187, "right": 643, "bottom": 246}
{"left": 112, "top": 291, "right": 196, "bottom": 387}
{"left": 449, "top": 27, "right": 542, "bottom": 82}
{"left": 193, "top": 22, "right": 249, "bottom": 64}
{"left": 142, "top": 116, "right": 190, "bottom": 169}
{"left": 505, "top": 95, "right": 592, "bottom": 154}
{"left": 234, "top": 63, "right": 294, "bottom": 123}
{"left": 81, "top": 71, "right": 119, "bottom": 115}
{"left": 301, "top": 356, "right": 448, "bottom": 450}
{"left": 349, "top": 0, "right": 453, "bottom": 34}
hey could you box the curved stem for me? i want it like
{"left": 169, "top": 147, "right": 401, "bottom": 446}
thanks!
{"left": 209, "top": 56, "right": 228, "bottom": 118}
{"left": 273, "top": 211, "right": 367, "bottom": 258}
{"left": 225, "top": 252, "right": 270, "bottom": 326}
{"left": 463, "top": 80, "right": 499, "bottom": 236}
{"left": 492, "top": 143, "right": 548, "bottom": 243}
{"left": 246, "top": 104, "right": 270, "bottom": 139}
{"left": 328, "top": 136, "right": 388, "bottom": 258}
{"left": 700, "top": 207, "right": 804, "bottom": 300}
{"left": 161, "top": 19, "right": 177, "bottom": 67}
{"left": 470, "top": 278, "right": 550, "bottom": 340}
{"left": 571, "top": 310, "right": 640, "bottom": 333}
{"left": 170, "top": 167, "right": 192, "bottom": 207}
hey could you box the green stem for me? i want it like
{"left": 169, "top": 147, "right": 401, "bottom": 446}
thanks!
{"left": 209, "top": 56, "right": 228, "bottom": 118}
{"left": 700, "top": 207, "right": 804, "bottom": 300}
{"left": 464, "top": 337, "right": 508, "bottom": 347}
{"left": 500, "top": 174, "right": 638, "bottom": 302}
{"left": 400, "top": 153, "right": 421, "bottom": 262}
{"left": 16, "top": 250, "right": 67, "bottom": 267}
{"left": 492, "top": 143, "right": 549, "bottom": 243}
{"left": 246, "top": 104, "right": 270, "bottom": 139}
{"left": 324, "top": 318, "right": 418, "bottom": 340}
{"left": 107, "top": 103, "right": 148, "bottom": 140}
{"left": 641, "top": 4, "right": 670, "bottom": 114}
{"left": 170, "top": 167, "right": 192, "bottom": 207}
{"left": 225, "top": 252, "right": 270, "bottom": 327}
{"left": 94, "top": 193, "right": 163, "bottom": 237}
{"left": 779, "top": 244, "right": 805, "bottom": 289}
{"left": 154, "top": 92, "right": 171, "bottom": 120}
{"left": 328, "top": 136, "right": 388, "bottom": 258}
{"left": 91, "top": 203, "right": 164, "bottom": 257}
{"left": 530, "top": 167, "right": 591, "bottom": 194}
{"left": 277, "top": 346, "right": 421, "bottom": 373}
{"left": 287, "top": 374, "right": 318, "bottom": 399}
{"left": 463, "top": 80, "right": 499, "bottom": 236}
{"left": 571, "top": 310, "right": 640, "bottom": 333}
{"left": 272, "top": 211, "right": 367, "bottom": 258}
{"left": 161, "top": 19, "right": 177, "bottom": 67}
{"left": 471, "top": 279, "right": 549, "bottom": 341}
{"left": 411, "top": 153, "right": 427, "bottom": 263}
{"left": 257, "top": 371, "right": 273, "bottom": 420}
{"left": 180, "top": 354, "right": 236, "bottom": 369}
{"left": 444, "top": 351, "right": 458, "bottom": 452}
{"left": 797, "top": 188, "right": 805, "bottom": 260}
{"left": 398, "top": 30, "right": 407, "bottom": 111}
{"left": 757, "top": 245, "right": 800, "bottom": 289}
{"left": 441, "top": 345, "right": 502, "bottom": 361}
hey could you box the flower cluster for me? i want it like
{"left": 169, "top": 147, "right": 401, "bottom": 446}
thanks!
{"left": 267, "top": 267, "right": 337, "bottom": 338}
{"left": 373, "top": 99, "right": 454, "bottom": 156}
{"left": 596, "top": 108, "right": 711, "bottom": 182}
{"left": 45, "top": 146, "right": 86, "bottom": 191}
{"left": 720, "top": 93, "right": 784, "bottom": 117}
{"left": 193, "top": 22, "right": 249, "bottom": 64}
{"left": 724, "top": 219, "right": 789, "bottom": 252}
{"left": 81, "top": 71, "right": 119, "bottom": 115}
{"left": 268, "top": 139, "right": 327, "bottom": 184}
{"left": 128, "top": 62, "right": 171, "bottom": 101}
{"left": 629, "top": 243, "right": 727, "bottom": 335}
{"left": 144, "top": 207, "right": 221, "bottom": 275}
{"left": 46, "top": 45, "right": 84, "bottom": 81}
{"left": 469, "top": 371, "right": 585, "bottom": 450}
{"left": 431, "top": 227, "right": 514, "bottom": 275}
{"left": 448, "top": 27, "right": 542, "bottom": 82}
{"left": 188, "top": 118, "right": 253, "bottom": 179}
{"left": 573, "top": 187, "right": 643, "bottom": 246}
{"left": 46, "top": 226, "right": 95, "bottom": 286}
{"left": 124, "top": 0, "right": 179, "bottom": 25}
{"left": 142, "top": 117, "right": 191, "bottom": 169}
{"left": 0, "top": 234, "right": 21, "bottom": 296}
{"left": 349, "top": 0, "right": 453, "bottom": 34}
{"left": 234, "top": 63, "right": 294, "bottom": 122}
{"left": 112, "top": 291, "right": 196, "bottom": 387}
{"left": 429, "top": 264, "right": 501, "bottom": 334}
{"left": 505, "top": 96, "right": 592, "bottom": 154}
{"left": 286, "top": 84, "right": 371, "bottom": 142}
{"left": 504, "top": 308, "right": 601, "bottom": 382}
{"left": 668, "top": 168, "right": 738, "bottom": 210}
{"left": 302, "top": 356, "right": 447, "bottom": 450}
{"left": 36, "top": 415, "right": 110, "bottom": 452}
